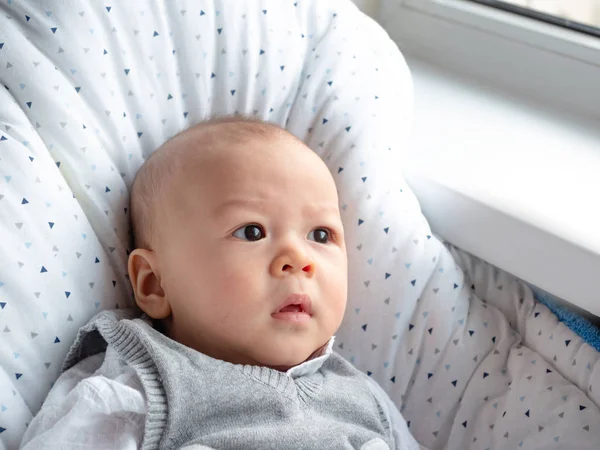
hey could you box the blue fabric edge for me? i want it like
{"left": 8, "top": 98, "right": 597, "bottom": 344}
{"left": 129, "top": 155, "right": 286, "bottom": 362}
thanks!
{"left": 530, "top": 285, "right": 600, "bottom": 353}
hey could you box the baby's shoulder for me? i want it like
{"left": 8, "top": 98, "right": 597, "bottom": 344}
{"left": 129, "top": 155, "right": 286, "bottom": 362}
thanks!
{"left": 324, "top": 352, "right": 392, "bottom": 399}
{"left": 23, "top": 346, "right": 147, "bottom": 449}
{"left": 325, "top": 351, "right": 370, "bottom": 378}
{"left": 46, "top": 345, "right": 144, "bottom": 408}
{"left": 65, "top": 345, "right": 137, "bottom": 384}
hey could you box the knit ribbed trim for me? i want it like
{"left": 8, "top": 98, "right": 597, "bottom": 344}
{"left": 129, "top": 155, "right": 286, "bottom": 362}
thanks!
{"left": 376, "top": 398, "right": 390, "bottom": 433}
{"left": 237, "top": 339, "right": 332, "bottom": 404}
{"left": 95, "top": 316, "right": 168, "bottom": 450}
{"left": 296, "top": 375, "right": 325, "bottom": 403}
{"left": 240, "top": 365, "right": 299, "bottom": 400}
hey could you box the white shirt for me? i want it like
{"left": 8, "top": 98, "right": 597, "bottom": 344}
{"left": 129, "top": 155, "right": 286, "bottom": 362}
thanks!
{"left": 20, "top": 346, "right": 146, "bottom": 449}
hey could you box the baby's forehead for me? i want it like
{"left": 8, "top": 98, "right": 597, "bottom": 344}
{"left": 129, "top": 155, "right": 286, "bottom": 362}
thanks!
{"left": 166, "top": 128, "right": 301, "bottom": 177}
{"left": 156, "top": 121, "right": 331, "bottom": 198}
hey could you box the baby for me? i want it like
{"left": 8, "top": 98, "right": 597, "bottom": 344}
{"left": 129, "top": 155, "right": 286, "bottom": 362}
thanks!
{"left": 20, "top": 117, "right": 422, "bottom": 450}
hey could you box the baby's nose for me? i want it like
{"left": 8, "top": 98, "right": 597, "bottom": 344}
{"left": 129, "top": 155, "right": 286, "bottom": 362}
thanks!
{"left": 271, "top": 252, "right": 315, "bottom": 278}
{"left": 282, "top": 262, "right": 314, "bottom": 274}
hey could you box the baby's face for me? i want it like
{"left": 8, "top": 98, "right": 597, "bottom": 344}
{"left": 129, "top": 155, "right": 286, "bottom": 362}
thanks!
{"left": 156, "top": 132, "right": 347, "bottom": 370}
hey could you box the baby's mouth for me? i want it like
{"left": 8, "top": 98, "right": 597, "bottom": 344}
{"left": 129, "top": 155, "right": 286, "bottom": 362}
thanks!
{"left": 272, "top": 294, "right": 313, "bottom": 323}
{"left": 279, "top": 304, "right": 304, "bottom": 313}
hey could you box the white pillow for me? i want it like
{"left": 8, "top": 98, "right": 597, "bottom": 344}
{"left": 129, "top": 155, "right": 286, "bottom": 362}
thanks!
{"left": 0, "top": 0, "right": 418, "bottom": 445}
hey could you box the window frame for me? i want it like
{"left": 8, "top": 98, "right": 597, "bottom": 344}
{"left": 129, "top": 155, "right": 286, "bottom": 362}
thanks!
{"left": 376, "top": 0, "right": 600, "bottom": 121}
{"left": 469, "top": 0, "right": 600, "bottom": 39}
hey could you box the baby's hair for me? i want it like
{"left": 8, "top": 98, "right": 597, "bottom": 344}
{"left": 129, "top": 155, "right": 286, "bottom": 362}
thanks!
{"left": 129, "top": 115, "right": 293, "bottom": 251}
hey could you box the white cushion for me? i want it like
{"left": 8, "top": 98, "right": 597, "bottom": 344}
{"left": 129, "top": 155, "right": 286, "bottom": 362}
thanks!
{"left": 0, "top": 0, "right": 416, "bottom": 445}
{"left": 2, "top": 2, "right": 599, "bottom": 449}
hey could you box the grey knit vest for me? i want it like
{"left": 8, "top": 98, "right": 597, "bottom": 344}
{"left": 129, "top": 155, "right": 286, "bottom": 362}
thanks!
{"left": 63, "top": 309, "right": 394, "bottom": 450}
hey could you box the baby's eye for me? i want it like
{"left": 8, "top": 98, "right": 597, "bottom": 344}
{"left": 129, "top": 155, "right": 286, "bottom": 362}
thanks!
{"left": 308, "top": 228, "right": 332, "bottom": 244}
{"left": 233, "top": 224, "right": 265, "bottom": 241}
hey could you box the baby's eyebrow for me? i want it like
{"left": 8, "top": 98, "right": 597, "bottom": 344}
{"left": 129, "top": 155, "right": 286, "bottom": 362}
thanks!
{"left": 308, "top": 204, "right": 342, "bottom": 217}
{"left": 214, "top": 198, "right": 340, "bottom": 219}
{"left": 213, "top": 198, "right": 266, "bottom": 218}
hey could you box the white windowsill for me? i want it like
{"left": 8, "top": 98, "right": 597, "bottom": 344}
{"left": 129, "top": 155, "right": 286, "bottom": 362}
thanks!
{"left": 375, "top": 0, "right": 600, "bottom": 122}
{"left": 403, "top": 56, "right": 600, "bottom": 319}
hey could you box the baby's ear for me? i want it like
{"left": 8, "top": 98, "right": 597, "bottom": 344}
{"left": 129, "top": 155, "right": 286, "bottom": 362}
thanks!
{"left": 127, "top": 249, "right": 171, "bottom": 319}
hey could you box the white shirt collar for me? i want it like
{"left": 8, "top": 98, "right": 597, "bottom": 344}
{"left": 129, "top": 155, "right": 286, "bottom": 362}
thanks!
{"left": 285, "top": 336, "right": 335, "bottom": 379}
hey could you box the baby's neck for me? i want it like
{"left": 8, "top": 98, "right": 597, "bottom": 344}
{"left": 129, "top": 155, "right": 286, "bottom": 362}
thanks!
{"left": 270, "top": 341, "right": 330, "bottom": 372}
{"left": 155, "top": 317, "right": 331, "bottom": 371}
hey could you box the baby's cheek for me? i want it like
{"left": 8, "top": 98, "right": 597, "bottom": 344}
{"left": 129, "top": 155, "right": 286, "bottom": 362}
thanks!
{"left": 207, "top": 258, "right": 257, "bottom": 301}
{"left": 329, "top": 272, "right": 348, "bottom": 319}
{"left": 172, "top": 252, "right": 216, "bottom": 298}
